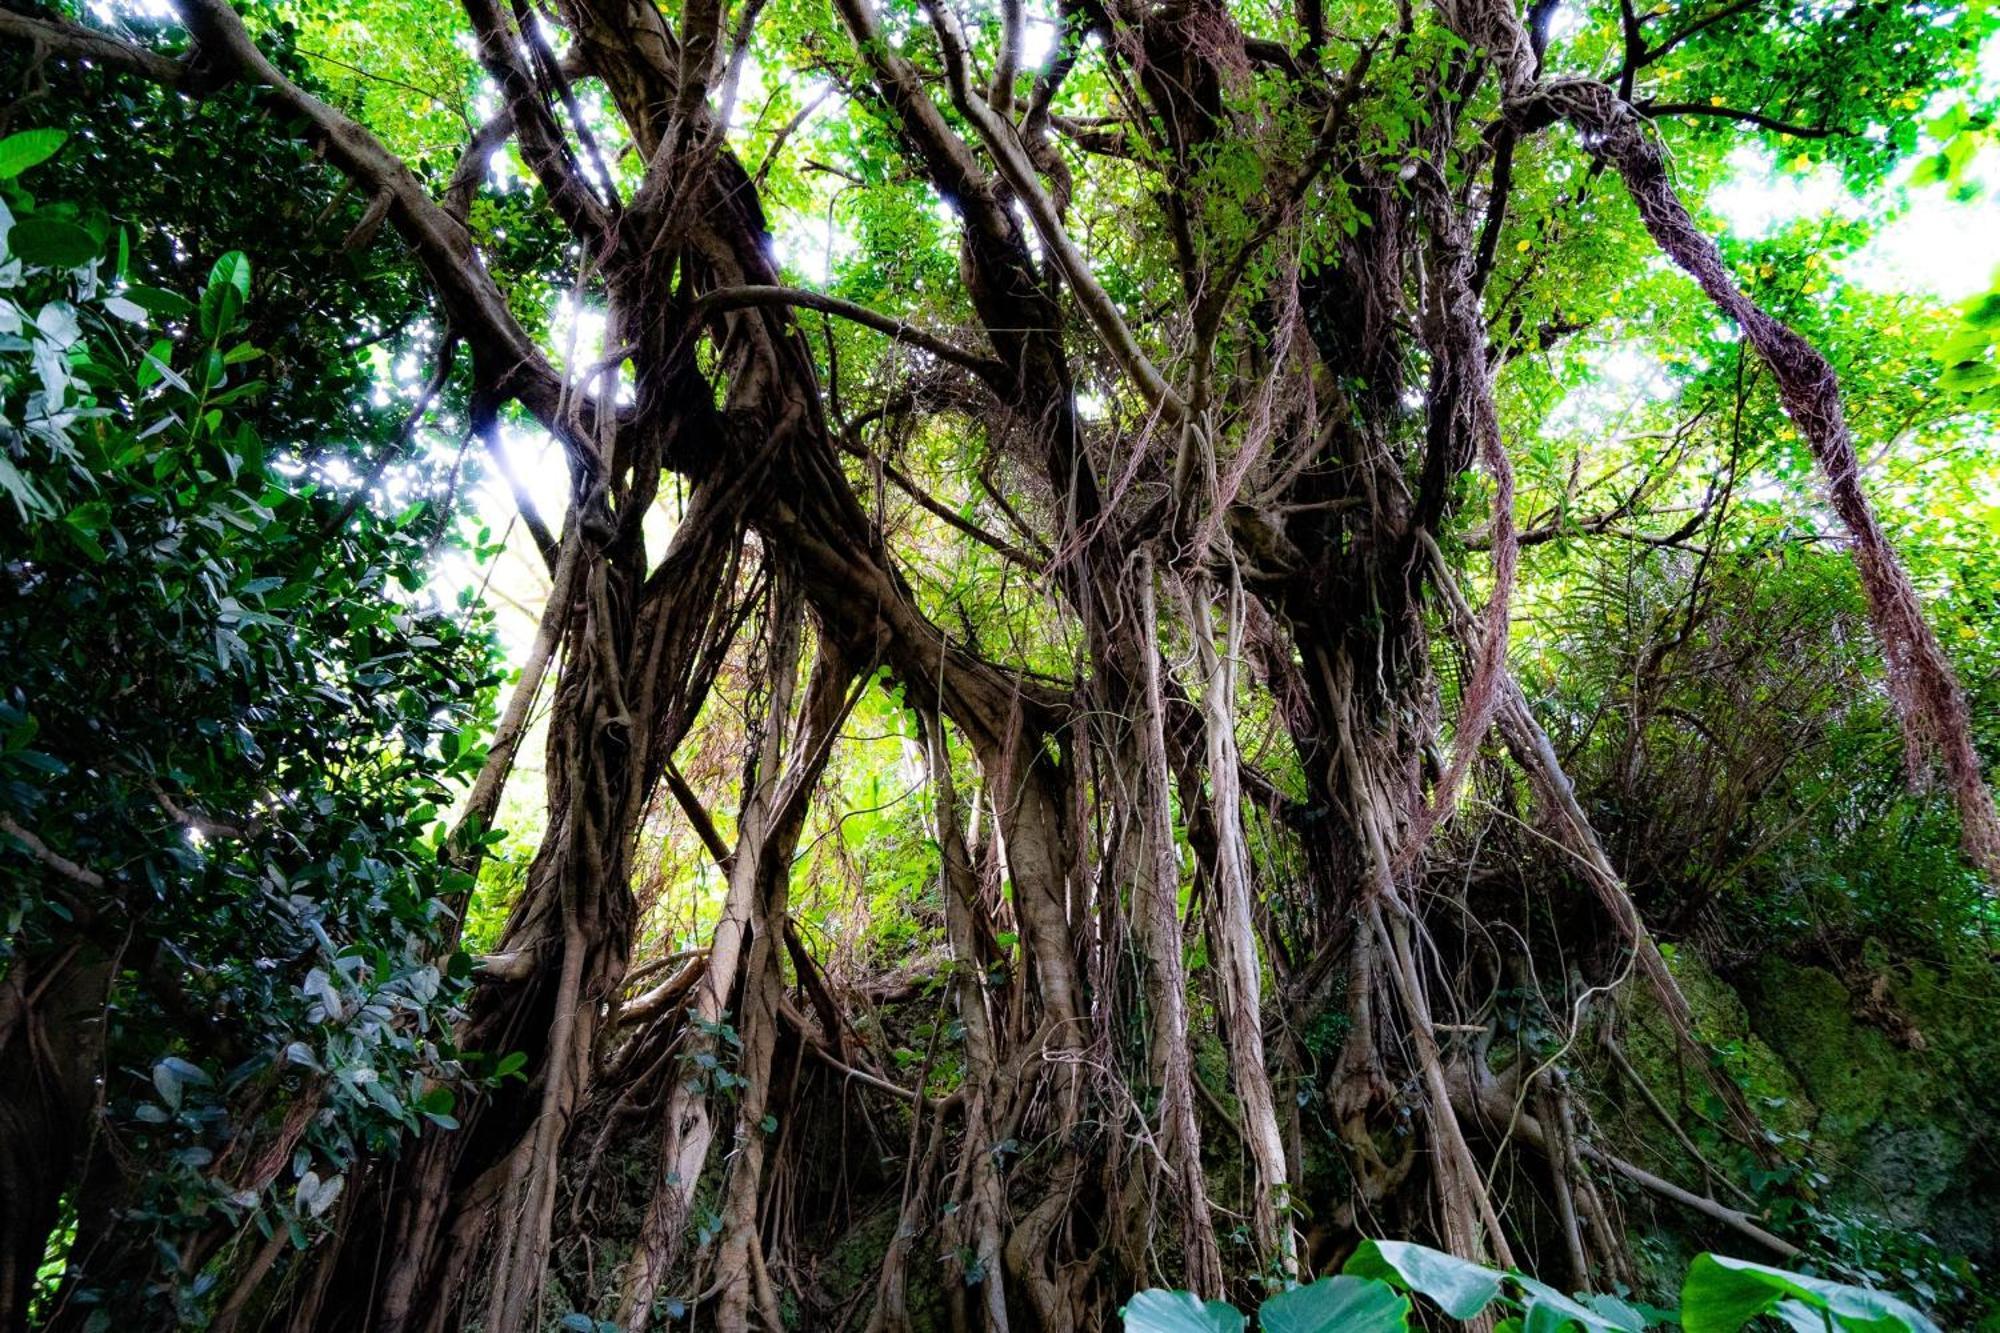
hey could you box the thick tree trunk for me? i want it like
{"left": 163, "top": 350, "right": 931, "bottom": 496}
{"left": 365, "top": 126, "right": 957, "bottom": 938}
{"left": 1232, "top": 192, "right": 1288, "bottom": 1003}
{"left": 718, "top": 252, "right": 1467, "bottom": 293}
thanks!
{"left": 307, "top": 474, "right": 751, "bottom": 1333}
{"left": 0, "top": 949, "right": 110, "bottom": 1333}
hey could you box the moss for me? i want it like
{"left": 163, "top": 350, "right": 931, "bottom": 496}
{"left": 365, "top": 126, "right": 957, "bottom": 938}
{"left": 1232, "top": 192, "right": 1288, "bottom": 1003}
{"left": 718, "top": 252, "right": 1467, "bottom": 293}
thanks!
{"left": 1738, "top": 951, "right": 2000, "bottom": 1274}
{"left": 1621, "top": 948, "right": 1814, "bottom": 1142}
{"left": 1611, "top": 943, "right": 1996, "bottom": 1312}
{"left": 1743, "top": 959, "right": 1899, "bottom": 1141}
{"left": 815, "top": 1202, "right": 952, "bottom": 1330}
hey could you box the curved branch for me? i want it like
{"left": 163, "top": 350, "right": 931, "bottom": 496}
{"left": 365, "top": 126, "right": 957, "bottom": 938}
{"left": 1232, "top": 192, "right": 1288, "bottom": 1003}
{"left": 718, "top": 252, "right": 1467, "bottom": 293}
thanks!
{"left": 0, "top": 814, "right": 105, "bottom": 891}
{"left": 1633, "top": 0, "right": 1765, "bottom": 71}
{"left": 0, "top": 8, "right": 193, "bottom": 86}
{"left": 1638, "top": 100, "right": 1844, "bottom": 139}
{"left": 0, "top": 0, "right": 589, "bottom": 471}
{"left": 687, "top": 285, "right": 1008, "bottom": 381}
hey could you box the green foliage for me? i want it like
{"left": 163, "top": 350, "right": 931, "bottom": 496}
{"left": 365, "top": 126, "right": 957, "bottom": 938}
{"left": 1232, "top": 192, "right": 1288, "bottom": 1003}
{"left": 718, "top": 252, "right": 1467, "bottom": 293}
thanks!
{"left": 1124, "top": 1243, "right": 1940, "bottom": 1333}
{"left": 1681, "top": 1255, "right": 1939, "bottom": 1333}
{"left": 1259, "top": 1276, "right": 1412, "bottom": 1333}
{"left": 1, "top": 122, "right": 497, "bottom": 1316}
{"left": 1941, "top": 269, "right": 2000, "bottom": 409}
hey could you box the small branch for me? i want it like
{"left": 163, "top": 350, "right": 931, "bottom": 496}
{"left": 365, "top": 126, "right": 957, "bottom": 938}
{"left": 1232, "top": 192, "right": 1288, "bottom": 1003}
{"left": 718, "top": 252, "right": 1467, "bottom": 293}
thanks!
{"left": 664, "top": 759, "right": 735, "bottom": 872}
{"left": 1604, "top": 1037, "right": 1758, "bottom": 1208}
{"left": 0, "top": 814, "right": 105, "bottom": 890}
{"left": 687, "top": 285, "right": 1007, "bottom": 382}
{"left": 619, "top": 954, "right": 709, "bottom": 1026}
{"left": 0, "top": 8, "right": 193, "bottom": 86}
{"left": 838, "top": 430, "right": 1045, "bottom": 573}
{"left": 1634, "top": 0, "right": 1766, "bottom": 70}
{"left": 476, "top": 407, "right": 561, "bottom": 571}
{"left": 751, "top": 84, "right": 833, "bottom": 188}
{"left": 323, "top": 336, "right": 460, "bottom": 536}
{"left": 149, "top": 784, "right": 254, "bottom": 842}
{"left": 1638, "top": 101, "right": 1843, "bottom": 140}
{"left": 1586, "top": 1146, "right": 1800, "bottom": 1259}
{"left": 923, "top": 0, "right": 1188, "bottom": 424}
{"left": 474, "top": 950, "right": 538, "bottom": 982}
{"left": 447, "top": 110, "right": 516, "bottom": 223}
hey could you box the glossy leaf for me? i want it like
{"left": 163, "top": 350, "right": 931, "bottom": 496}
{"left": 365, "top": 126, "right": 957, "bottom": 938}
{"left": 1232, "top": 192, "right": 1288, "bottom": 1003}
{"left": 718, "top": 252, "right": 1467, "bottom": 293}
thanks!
{"left": 1343, "top": 1240, "right": 1505, "bottom": 1320}
{"left": 0, "top": 128, "right": 68, "bottom": 179}
{"left": 1680, "top": 1255, "right": 1939, "bottom": 1333}
{"left": 1120, "top": 1289, "right": 1245, "bottom": 1333}
{"left": 1260, "top": 1276, "right": 1411, "bottom": 1333}
{"left": 8, "top": 215, "right": 98, "bottom": 269}
{"left": 1516, "top": 1277, "right": 1646, "bottom": 1333}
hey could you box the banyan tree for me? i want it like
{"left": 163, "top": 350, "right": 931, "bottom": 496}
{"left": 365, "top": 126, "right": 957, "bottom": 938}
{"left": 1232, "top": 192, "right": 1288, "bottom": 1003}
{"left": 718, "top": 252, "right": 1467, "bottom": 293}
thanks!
{"left": 2, "top": 0, "right": 1996, "bottom": 1327}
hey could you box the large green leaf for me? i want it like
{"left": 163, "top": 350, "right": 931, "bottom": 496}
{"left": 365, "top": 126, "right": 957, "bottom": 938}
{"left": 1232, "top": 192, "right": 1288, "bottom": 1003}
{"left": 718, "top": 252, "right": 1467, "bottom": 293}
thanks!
{"left": 1260, "top": 1276, "right": 1410, "bottom": 1333}
{"left": 1680, "top": 1255, "right": 1939, "bottom": 1333}
{"left": 122, "top": 284, "right": 195, "bottom": 319}
{"left": 1120, "top": 1289, "right": 1245, "bottom": 1333}
{"left": 1342, "top": 1240, "right": 1504, "bottom": 1320}
{"left": 208, "top": 249, "right": 252, "bottom": 299}
{"left": 1515, "top": 1277, "right": 1646, "bottom": 1333}
{"left": 200, "top": 250, "right": 252, "bottom": 338}
{"left": 0, "top": 128, "right": 67, "bottom": 179}
{"left": 8, "top": 215, "right": 99, "bottom": 269}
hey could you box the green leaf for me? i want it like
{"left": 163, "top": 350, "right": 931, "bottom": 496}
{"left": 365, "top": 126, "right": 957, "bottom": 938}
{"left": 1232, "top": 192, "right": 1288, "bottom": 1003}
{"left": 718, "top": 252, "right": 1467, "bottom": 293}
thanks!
{"left": 1585, "top": 1294, "right": 1655, "bottom": 1329}
{"left": 124, "top": 284, "right": 195, "bottom": 319}
{"left": 0, "top": 128, "right": 67, "bottom": 179}
{"left": 1516, "top": 1277, "right": 1644, "bottom": 1333}
{"left": 8, "top": 215, "right": 99, "bottom": 269}
{"left": 160, "top": 1055, "right": 210, "bottom": 1086}
{"left": 1120, "top": 1289, "right": 1245, "bottom": 1333}
{"left": 151, "top": 1056, "right": 207, "bottom": 1111}
{"left": 209, "top": 250, "right": 252, "bottom": 299}
{"left": 1680, "top": 1255, "right": 1938, "bottom": 1333}
{"left": 200, "top": 252, "right": 251, "bottom": 339}
{"left": 1260, "top": 1276, "right": 1411, "bottom": 1333}
{"left": 62, "top": 506, "right": 109, "bottom": 562}
{"left": 0, "top": 455, "right": 49, "bottom": 520}
{"left": 1343, "top": 1240, "right": 1504, "bottom": 1320}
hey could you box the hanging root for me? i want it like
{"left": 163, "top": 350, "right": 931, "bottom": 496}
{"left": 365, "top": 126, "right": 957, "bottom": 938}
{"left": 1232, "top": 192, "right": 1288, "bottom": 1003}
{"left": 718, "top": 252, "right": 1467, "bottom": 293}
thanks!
{"left": 1179, "top": 570, "right": 1300, "bottom": 1280}
{"left": 1134, "top": 550, "right": 1226, "bottom": 1296}
{"left": 1454, "top": 47, "right": 2000, "bottom": 882}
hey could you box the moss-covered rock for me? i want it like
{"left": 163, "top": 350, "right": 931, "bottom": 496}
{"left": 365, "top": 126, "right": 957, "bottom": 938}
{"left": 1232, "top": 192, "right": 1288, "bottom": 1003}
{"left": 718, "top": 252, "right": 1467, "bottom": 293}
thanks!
{"left": 1610, "top": 940, "right": 1996, "bottom": 1317}
{"left": 1743, "top": 959, "right": 1901, "bottom": 1141}
{"left": 1621, "top": 947, "right": 1815, "bottom": 1144}
{"left": 1738, "top": 950, "right": 2000, "bottom": 1275}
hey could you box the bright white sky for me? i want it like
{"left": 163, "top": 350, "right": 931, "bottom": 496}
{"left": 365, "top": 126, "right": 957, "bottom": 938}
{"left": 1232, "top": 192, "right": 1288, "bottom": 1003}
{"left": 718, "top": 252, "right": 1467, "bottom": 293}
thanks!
{"left": 1714, "top": 145, "right": 2000, "bottom": 303}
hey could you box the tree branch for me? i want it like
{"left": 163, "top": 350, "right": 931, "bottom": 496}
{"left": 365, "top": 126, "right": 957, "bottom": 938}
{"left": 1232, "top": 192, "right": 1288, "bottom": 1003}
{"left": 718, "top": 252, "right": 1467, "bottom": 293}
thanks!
{"left": 10, "top": 0, "right": 594, "bottom": 475}
{"left": 0, "top": 8, "right": 195, "bottom": 87}
{"left": 1638, "top": 100, "right": 1843, "bottom": 139}
{"left": 686, "top": 286, "right": 1007, "bottom": 382}
{"left": 0, "top": 814, "right": 105, "bottom": 891}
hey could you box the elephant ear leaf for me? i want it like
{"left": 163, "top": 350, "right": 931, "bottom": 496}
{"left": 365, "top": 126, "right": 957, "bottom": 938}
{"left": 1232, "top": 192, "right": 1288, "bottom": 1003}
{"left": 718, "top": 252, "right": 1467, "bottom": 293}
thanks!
{"left": 0, "top": 128, "right": 68, "bottom": 179}
{"left": 1120, "top": 1288, "right": 1245, "bottom": 1333}
{"left": 1514, "top": 1276, "right": 1645, "bottom": 1332}
{"left": 1680, "top": 1255, "right": 1938, "bottom": 1333}
{"left": 1260, "top": 1275, "right": 1410, "bottom": 1333}
{"left": 1343, "top": 1239, "right": 1505, "bottom": 1320}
